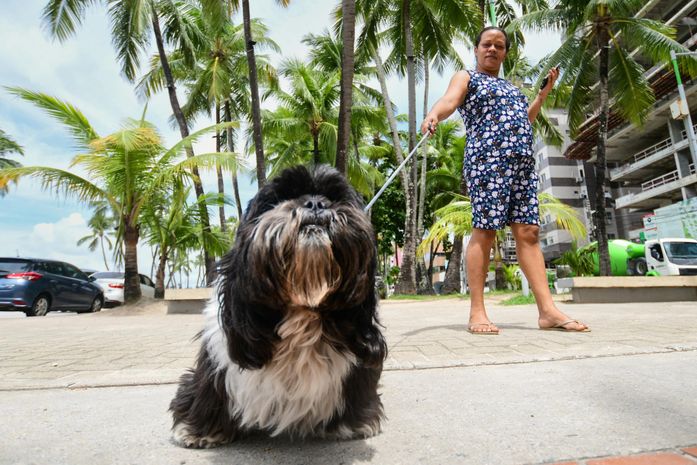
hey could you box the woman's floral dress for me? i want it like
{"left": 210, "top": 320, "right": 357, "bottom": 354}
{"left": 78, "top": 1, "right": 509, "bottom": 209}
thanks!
{"left": 458, "top": 70, "right": 540, "bottom": 230}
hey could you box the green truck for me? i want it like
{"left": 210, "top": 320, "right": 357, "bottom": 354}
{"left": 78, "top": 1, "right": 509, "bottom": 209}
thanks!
{"left": 585, "top": 238, "right": 697, "bottom": 276}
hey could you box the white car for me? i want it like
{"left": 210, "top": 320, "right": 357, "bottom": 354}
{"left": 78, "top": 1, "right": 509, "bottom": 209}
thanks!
{"left": 90, "top": 271, "right": 156, "bottom": 305}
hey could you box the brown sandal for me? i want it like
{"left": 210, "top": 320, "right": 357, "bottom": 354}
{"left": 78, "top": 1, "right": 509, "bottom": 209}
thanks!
{"left": 467, "top": 322, "right": 500, "bottom": 335}
{"left": 540, "top": 319, "right": 590, "bottom": 332}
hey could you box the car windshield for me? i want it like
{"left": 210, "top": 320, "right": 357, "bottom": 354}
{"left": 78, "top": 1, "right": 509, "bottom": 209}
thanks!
{"left": 664, "top": 242, "right": 697, "bottom": 259}
{"left": 0, "top": 260, "right": 31, "bottom": 273}
{"left": 91, "top": 272, "right": 125, "bottom": 279}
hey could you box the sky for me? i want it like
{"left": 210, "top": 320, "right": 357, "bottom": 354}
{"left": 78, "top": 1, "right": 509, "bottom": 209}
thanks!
{"left": 0, "top": 0, "right": 560, "bottom": 276}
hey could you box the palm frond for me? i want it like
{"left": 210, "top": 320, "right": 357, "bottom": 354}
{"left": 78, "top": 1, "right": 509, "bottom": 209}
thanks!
{"left": 607, "top": 40, "right": 654, "bottom": 127}
{"left": 41, "top": 0, "right": 95, "bottom": 41}
{"left": 0, "top": 166, "right": 110, "bottom": 205}
{"left": 538, "top": 193, "right": 587, "bottom": 241}
{"left": 160, "top": 121, "right": 239, "bottom": 164}
{"left": 0, "top": 129, "right": 24, "bottom": 156}
{"left": 108, "top": 0, "right": 151, "bottom": 81}
{"left": 6, "top": 87, "right": 99, "bottom": 147}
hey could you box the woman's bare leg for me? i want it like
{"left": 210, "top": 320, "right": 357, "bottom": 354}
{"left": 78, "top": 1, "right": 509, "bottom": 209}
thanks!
{"left": 466, "top": 228, "right": 499, "bottom": 333}
{"left": 511, "top": 223, "right": 589, "bottom": 331}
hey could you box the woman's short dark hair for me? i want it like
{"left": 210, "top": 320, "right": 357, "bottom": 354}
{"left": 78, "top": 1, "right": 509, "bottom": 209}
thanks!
{"left": 475, "top": 27, "right": 511, "bottom": 52}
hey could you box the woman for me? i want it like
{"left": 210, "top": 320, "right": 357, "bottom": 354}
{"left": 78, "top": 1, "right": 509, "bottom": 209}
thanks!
{"left": 421, "top": 27, "right": 589, "bottom": 334}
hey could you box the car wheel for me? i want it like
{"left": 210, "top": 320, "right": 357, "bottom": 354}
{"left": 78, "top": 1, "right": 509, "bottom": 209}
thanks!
{"left": 90, "top": 296, "right": 103, "bottom": 313}
{"left": 78, "top": 296, "right": 103, "bottom": 314}
{"left": 26, "top": 294, "right": 50, "bottom": 317}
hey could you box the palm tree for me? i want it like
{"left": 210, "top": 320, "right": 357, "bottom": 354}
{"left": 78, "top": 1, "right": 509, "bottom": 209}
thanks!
{"left": 77, "top": 204, "right": 116, "bottom": 270}
{"left": 42, "top": 0, "right": 225, "bottom": 282}
{"left": 138, "top": 15, "right": 278, "bottom": 223}
{"left": 141, "top": 185, "right": 232, "bottom": 297}
{"left": 514, "top": 0, "right": 697, "bottom": 275}
{"left": 200, "top": 0, "right": 293, "bottom": 189}
{"left": 0, "top": 129, "right": 24, "bottom": 196}
{"left": 264, "top": 60, "right": 340, "bottom": 166}
{"left": 0, "top": 88, "right": 239, "bottom": 303}
{"left": 420, "top": 121, "right": 466, "bottom": 293}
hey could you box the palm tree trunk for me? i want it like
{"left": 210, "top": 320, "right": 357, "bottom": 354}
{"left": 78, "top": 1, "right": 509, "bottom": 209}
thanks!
{"left": 395, "top": 0, "right": 418, "bottom": 294}
{"left": 150, "top": 245, "right": 158, "bottom": 281}
{"left": 443, "top": 170, "right": 468, "bottom": 293}
{"left": 313, "top": 132, "right": 321, "bottom": 165}
{"left": 154, "top": 249, "right": 168, "bottom": 299}
{"left": 417, "top": 53, "right": 429, "bottom": 238}
{"left": 225, "top": 102, "right": 243, "bottom": 220}
{"left": 336, "top": 0, "right": 356, "bottom": 175}
{"left": 100, "top": 236, "right": 109, "bottom": 271}
{"left": 494, "top": 234, "right": 505, "bottom": 290}
{"left": 371, "top": 47, "right": 416, "bottom": 293}
{"left": 441, "top": 236, "right": 463, "bottom": 294}
{"left": 151, "top": 10, "right": 216, "bottom": 284}
{"left": 416, "top": 52, "right": 432, "bottom": 294}
{"left": 242, "top": 0, "right": 266, "bottom": 188}
{"left": 216, "top": 104, "right": 227, "bottom": 232}
{"left": 595, "top": 26, "right": 611, "bottom": 276}
{"left": 123, "top": 221, "right": 142, "bottom": 303}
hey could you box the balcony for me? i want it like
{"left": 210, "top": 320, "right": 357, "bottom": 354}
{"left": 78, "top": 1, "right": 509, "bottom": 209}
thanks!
{"left": 615, "top": 163, "right": 697, "bottom": 208}
{"left": 610, "top": 122, "right": 697, "bottom": 181}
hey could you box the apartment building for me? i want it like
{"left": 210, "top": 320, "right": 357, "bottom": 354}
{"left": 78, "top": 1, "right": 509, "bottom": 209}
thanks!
{"left": 534, "top": 109, "right": 597, "bottom": 262}
{"left": 564, "top": 0, "right": 697, "bottom": 241}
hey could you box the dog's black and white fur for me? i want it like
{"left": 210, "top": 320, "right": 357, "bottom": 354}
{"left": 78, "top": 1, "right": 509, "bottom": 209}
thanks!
{"left": 170, "top": 165, "right": 388, "bottom": 448}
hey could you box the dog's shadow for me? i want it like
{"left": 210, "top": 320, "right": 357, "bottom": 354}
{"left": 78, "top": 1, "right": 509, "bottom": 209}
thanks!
{"left": 197, "top": 433, "right": 377, "bottom": 465}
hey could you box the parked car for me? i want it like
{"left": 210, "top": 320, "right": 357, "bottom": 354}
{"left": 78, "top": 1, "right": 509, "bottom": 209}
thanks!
{"left": 90, "top": 271, "right": 155, "bottom": 305}
{"left": 0, "top": 258, "right": 104, "bottom": 317}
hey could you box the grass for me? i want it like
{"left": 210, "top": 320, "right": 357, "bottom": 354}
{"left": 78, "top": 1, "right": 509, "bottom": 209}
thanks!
{"left": 499, "top": 293, "right": 537, "bottom": 306}
{"left": 386, "top": 293, "right": 467, "bottom": 301}
{"left": 386, "top": 289, "right": 518, "bottom": 301}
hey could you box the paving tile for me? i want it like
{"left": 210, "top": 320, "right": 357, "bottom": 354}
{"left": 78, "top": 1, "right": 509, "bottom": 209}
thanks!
{"left": 587, "top": 452, "right": 697, "bottom": 465}
{"left": 682, "top": 447, "right": 697, "bottom": 459}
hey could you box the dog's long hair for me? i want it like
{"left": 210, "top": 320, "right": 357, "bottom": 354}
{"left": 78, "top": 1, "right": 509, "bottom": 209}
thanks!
{"left": 170, "top": 165, "right": 387, "bottom": 448}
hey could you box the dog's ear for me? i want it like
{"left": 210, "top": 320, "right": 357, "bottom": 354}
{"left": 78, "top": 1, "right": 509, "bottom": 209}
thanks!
{"left": 325, "top": 289, "right": 387, "bottom": 368}
{"left": 220, "top": 293, "right": 280, "bottom": 369}
{"left": 353, "top": 291, "right": 388, "bottom": 368}
{"left": 217, "top": 247, "right": 282, "bottom": 370}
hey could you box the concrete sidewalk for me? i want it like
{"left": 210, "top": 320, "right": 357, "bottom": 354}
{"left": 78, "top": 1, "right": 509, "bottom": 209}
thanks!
{"left": 1, "top": 298, "right": 696, "bottom": 464}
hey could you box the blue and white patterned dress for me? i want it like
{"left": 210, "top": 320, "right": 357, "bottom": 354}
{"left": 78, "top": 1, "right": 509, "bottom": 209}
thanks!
{"left": 457, "top": 70, "right": 540, "bottom": 230}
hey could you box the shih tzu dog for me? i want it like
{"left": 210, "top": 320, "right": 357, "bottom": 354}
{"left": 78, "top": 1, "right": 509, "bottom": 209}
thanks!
{"left": 170, "top": 165, "right": 387, "bottom": 448}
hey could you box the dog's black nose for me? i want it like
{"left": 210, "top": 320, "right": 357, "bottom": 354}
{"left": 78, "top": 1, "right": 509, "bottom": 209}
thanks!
{"left": 304, "top": 197, "right": 326, "bottom": 212}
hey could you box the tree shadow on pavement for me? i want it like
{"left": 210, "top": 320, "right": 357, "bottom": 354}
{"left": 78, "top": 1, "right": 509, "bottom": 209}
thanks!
{"left": 200, "top": 433, "right": 377, "bottom": 465}
{"left": 403, "top": 324, "right": 468, "bottom": 336}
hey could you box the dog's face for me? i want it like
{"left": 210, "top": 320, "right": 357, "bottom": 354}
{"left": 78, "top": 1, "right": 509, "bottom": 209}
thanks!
{"left": 220, "top": 165, "right": 376, "bottom": 312}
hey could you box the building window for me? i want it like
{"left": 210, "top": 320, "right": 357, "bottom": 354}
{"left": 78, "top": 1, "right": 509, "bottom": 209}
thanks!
{"left": 608, "top": 233, "right": 616, "bottom": 239}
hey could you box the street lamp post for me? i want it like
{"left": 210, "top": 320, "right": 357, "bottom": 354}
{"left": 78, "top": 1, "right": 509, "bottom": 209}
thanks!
{"left": 670, "top": 49, "right": 697, "bottom": 167}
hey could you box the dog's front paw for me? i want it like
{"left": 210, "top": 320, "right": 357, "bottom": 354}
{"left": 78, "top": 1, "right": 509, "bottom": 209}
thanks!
{"left": 172, "top": 423, "right": 232, "bottom": 449}
{"left": 329, "top": 420, "right": 382, "bottom": 440}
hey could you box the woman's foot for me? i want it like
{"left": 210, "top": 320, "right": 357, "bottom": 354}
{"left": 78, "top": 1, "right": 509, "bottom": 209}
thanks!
{"left": 538, "top": 309, "right": 589, "bottom": 332}
{"left": 468, "top": 310, "right": 499, "bottom": 334}
{"left": 468, "top": 321, "right": 499, "bottom": 335}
